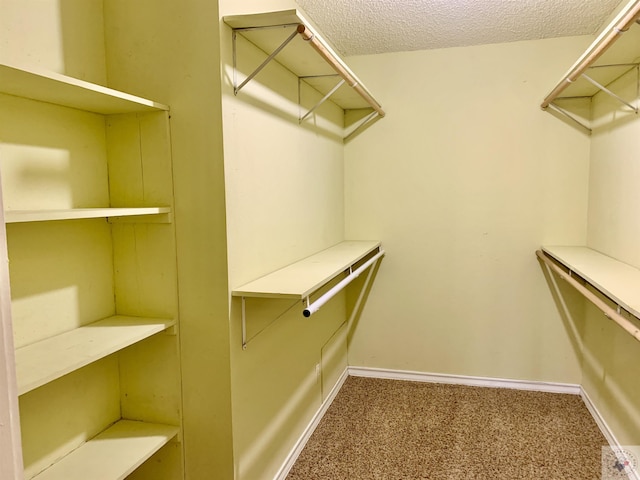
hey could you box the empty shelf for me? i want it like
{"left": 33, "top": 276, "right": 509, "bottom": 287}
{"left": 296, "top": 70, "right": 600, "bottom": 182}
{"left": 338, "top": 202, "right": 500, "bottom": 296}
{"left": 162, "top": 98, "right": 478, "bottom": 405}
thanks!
{"left": 16, "top": 316, "right": 175, "bottom": 395}
{"left": 232, "top": 240, "right": 381, "bottom": 299}
{"left": 5, "top": 207, "right": 171, "bottom": 224}
{"left": 31, "top": 420, "right": 179, "bottom": 480}
{"left": 541, "top": 246, "right": 640, "bottom": 318}
{"left": 0, "top": 61, "right": 169, "bottom": 114}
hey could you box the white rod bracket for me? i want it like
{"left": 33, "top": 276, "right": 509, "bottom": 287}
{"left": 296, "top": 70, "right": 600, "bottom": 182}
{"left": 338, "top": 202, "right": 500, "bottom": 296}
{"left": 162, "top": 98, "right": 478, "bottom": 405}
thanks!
{"left": 344, "top": 111, "right": 380, "bottom": 142}
{"left": 581, "top": 73, "right": 639, "bottom": 112}
{"left": 303, "top": 249, "right": 385, "bottom": 318}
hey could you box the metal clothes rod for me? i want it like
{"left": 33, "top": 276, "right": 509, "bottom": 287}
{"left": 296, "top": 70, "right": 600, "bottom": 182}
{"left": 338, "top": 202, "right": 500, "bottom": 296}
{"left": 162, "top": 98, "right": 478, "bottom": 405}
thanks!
{"left": 541, "top": 0, "right": 640, "bottom": 109}
{"left": 303, "top": 249, "right": 385, "bottom": 317}
{"left": 296, "top": 24, "right": 386, "bottom": 118}
{"left": 536, "top": 250, "right": 640, "bottom": 343}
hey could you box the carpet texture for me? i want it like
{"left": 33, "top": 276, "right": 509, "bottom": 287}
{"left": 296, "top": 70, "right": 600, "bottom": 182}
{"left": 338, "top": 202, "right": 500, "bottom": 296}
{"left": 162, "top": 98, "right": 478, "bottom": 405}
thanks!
{"left": 286, "top": 376, "right": 608, "bottom": 479}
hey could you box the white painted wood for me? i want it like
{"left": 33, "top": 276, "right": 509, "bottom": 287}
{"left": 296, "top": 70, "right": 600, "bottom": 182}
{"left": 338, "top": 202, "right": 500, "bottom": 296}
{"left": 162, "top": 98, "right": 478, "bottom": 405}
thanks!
{"left": 0, "top": 62, "right": 168, "bottom": 114}
{"left": 5, "top": 207, "right": 171, "bottom": 224}
{"left": 542, "top": 245, "right": 640, "bottom": 318}
{"left": 273, "top": 368, "right": 349, "bottom": 480}
{"left": 232, "top": 241, "right": 381, "bottom": 299}
{"left": 223, "top": 9, "right": 380, "bottom": 111}
{"left": 31, "top": 420, "right": 179, "bottom": 480}
{"left": 347, "top": 366, "right": 582, "bottom": 395}
{"left": 15, "top": 316, "right": 175, "bottom": 395}
{"left": 0, "top": 181, "right": 23, "bottom": 478}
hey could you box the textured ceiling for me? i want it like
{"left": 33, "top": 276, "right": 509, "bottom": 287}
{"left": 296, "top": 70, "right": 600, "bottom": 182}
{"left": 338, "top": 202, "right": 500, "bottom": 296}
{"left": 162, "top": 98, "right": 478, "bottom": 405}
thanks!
{"left": 295, "top": 0, "right": 624, "bottom": 55}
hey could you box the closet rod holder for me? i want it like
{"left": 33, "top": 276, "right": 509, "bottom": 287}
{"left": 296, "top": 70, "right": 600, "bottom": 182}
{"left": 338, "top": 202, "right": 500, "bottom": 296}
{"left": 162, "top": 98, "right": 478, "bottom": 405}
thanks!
{"left": 536, "top": 250, "right": 640, "bottom": 343}
{"left": 541, "top": 0, "right": 640, "bottom": 109}
{"left": 303, "top": 249, "right": 385, "bottom": 317}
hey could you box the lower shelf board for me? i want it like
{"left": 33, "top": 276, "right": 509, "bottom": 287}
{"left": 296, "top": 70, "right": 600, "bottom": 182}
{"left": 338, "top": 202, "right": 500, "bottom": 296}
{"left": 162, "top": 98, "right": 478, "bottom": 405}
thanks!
{"left": 16, "top": 316, "right": 176, "bottom": 395}
{"left": 31, "top": 420, "right": 179, "bottom": 480}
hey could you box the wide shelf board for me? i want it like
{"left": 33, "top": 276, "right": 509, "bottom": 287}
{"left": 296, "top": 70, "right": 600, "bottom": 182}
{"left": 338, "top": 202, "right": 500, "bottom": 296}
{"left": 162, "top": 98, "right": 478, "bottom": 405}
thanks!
{"left": 5, "top": 207, "right": 171, "bottom": 224}
{"left": 223, "top": 9, "right": 378, "bottom": 111}
{"left": 16, "top": 316, "right": 175, "bottom": 395}
{"left": 32, "top": 420, "right": 179, "bottom": 480}
{"left": 0, "top": 61, "right": 169, "bottom": 114}
{"left": 232, "top": 240, "right": 381, "bottom": 299}
{"left": 542, "top": 245, "right": 640, "bottom": 318}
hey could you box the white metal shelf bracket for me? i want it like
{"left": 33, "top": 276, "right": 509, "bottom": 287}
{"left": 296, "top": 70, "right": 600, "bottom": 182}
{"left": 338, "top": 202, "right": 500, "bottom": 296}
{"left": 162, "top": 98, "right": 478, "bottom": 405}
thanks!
{"left": 232, "top": 26, "right": 299, "bottom": 96}
{"left": 581, "top": 73, "right": 639, "bottom": 113}
{"left": 298, "top": 75, "right": 346, "bottom": 123}
{"left": 547, "top": 103, "right": 592, "bottom": 133}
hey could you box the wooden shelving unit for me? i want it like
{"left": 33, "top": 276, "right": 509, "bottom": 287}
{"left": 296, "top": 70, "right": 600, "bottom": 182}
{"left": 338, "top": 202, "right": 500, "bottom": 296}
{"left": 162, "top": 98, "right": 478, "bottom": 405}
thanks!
{"left": 31, "top": 420, "right": 178, "bottom": 480}
{"left": 0, "top": 56, "right": 182, "bottom": 478}
{"left": 232, "top": 240, "right": 381, "bottom": 299}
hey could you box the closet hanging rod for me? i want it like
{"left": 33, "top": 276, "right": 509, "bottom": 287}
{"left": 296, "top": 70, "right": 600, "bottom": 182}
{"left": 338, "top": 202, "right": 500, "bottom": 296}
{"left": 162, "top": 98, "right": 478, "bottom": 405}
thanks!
{"left": 541, "top": 0, "right": 640, "bottom": 109}
{"left": 303, "top": 249, "right": 385, "bottom": 317}
{"left": 296, "top": 24, "right": 385, "bottom": 118}
{"left": 536, "top": 250, "right": 640, "bottom": 343}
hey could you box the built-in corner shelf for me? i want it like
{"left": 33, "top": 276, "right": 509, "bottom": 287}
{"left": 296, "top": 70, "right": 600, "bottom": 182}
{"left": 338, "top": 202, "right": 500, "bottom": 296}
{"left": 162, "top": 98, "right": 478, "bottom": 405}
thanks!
{"left": 0, "top": 61, "right": 169, "bottom": 114}
{"left": 32, "top": 420, "right": 179, "bottom": 480}
{"left": 5, "top": 207, "right": 172, "bottom": 224}
{"left": 541, "top": 0, "right": 640, "bottom": 132}
{"left": 223, "top": 9, "right": 384, "bottom": 139}
{"left": 537, "top": 246, "right": 640, "bottom": 342}
{"left": 15, "top": 316, "right": 175, "bottom": 395}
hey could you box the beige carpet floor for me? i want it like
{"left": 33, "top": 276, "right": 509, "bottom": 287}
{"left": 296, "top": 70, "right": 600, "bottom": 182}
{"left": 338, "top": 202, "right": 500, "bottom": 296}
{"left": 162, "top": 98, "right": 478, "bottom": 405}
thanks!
{"left": 286, "top": 376, "right": 608, "bottom": 479}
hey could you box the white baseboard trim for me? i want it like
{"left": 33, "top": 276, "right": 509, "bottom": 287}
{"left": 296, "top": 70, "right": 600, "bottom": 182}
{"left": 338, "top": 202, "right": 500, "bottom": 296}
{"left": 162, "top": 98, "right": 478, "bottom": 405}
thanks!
{"left": 580, "top": 387, "right": 640, "bottom": 480}
{"left": 348, "top": 366, "right": 582, "bottom": 395}
{"left": 273, "top": 367, "right": 349, "bottom": 480}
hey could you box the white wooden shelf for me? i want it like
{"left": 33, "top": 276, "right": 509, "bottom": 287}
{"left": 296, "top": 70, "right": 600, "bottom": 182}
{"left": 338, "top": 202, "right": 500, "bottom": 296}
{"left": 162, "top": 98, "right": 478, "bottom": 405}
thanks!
{"left": 31, "top": 420, "right": 179, "bottom": 480}
{"left": 0, "top": 61, "right": 169, "bottom": 114}
{"left": 223, "top": 9, "right": 384, "bottom": 114}
{"left": 232, "top": 240, "right": 381, "bottom": 299}
{"left": 5, "top": 207, "right": 171, "bottom": 224}
{"left": 15, "top": 316, "right": 175, "bottom": 395}
{"left": 542, "top": 246, "right": 640, "bottom": 318}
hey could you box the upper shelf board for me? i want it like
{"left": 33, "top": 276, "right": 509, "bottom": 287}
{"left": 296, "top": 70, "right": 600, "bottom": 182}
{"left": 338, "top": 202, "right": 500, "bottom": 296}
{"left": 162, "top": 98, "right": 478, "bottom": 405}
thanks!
{"left": 542, "top": 245, "right": 640, "bottom": 318}
{"left": 223, "top": 9, "right": 380, "bottom": 111}
{"left": 0, "top": 61, "right": 169, "bottom": 114}
{"left": 5, "top": 207, "right": 171, "bottom": 224}
{"left": 232, "top": 240, "right": 381, "bottom": 299}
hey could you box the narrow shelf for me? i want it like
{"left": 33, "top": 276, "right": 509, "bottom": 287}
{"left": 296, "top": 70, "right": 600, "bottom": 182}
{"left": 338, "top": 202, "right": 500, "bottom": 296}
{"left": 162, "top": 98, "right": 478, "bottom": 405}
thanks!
{"left": 31, "top": 420, "right": 179, "bottom": 480}
{"left": 0, "top": 61, "right": 169, "bottom": 114}
{"left": 5, "top": 207, "right": 171, "bottom": 224}
{"left": 223, "top": 9, "right": 384, "bottom": 113}
{"left": 16, "top": 316, "right": 175, "bottom": 395}
{"left": 232, "top": 240, "right": 381, "bottom": 299}
{"left": 541, "top": 246, "right": 640, "bottom": 318}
